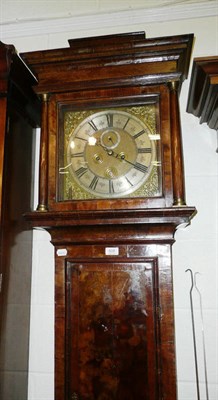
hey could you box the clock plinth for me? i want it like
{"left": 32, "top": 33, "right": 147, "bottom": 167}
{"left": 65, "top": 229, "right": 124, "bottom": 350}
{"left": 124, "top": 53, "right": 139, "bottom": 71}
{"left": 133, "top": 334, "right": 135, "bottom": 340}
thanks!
{"left": 22, "top": 32, "right": 196, "bottom": 400}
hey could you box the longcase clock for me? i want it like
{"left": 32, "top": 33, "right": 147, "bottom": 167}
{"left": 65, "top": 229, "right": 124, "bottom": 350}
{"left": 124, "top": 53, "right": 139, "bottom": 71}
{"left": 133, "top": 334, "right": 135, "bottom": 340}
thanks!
{"left": 22, "top": 32, "right": 196, "bottom": 400}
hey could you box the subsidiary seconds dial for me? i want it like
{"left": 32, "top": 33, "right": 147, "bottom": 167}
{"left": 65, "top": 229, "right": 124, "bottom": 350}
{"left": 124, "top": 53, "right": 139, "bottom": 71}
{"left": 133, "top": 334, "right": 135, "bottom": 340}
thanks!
{"left": 65, "top": 109, "right": 156, "bottom": 198}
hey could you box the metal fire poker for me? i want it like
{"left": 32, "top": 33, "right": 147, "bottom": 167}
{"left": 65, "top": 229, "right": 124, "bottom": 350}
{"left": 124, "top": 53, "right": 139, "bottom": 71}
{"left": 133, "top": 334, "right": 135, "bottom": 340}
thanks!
{"left": 186, "top": 268, "right": 209, "bottom": 400}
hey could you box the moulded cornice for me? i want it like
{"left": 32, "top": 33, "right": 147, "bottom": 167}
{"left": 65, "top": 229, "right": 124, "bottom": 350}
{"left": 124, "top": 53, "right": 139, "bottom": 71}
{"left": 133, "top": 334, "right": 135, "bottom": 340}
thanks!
{"left": 0, "top": 1, "right": 218, "bottom": 40}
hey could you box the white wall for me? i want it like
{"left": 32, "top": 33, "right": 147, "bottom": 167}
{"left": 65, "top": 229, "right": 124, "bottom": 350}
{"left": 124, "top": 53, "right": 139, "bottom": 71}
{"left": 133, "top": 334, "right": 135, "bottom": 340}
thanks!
{"left": 1, "top": 3, "right": 217, "bottom": 400}
{"left": 1, "top": 0, "right": 216, "bottom": 24}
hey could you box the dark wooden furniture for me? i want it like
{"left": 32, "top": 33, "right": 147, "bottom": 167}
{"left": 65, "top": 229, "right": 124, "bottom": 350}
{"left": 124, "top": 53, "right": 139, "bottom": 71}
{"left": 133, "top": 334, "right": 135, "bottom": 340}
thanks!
{"left": 187, "top": 56, "right": 218, "bottom": 130}
{"left": 22, "top": 32, "right": 196, "bottom": 400}
{"left": 0, "top": 41, "right": 40, "bottom": 399}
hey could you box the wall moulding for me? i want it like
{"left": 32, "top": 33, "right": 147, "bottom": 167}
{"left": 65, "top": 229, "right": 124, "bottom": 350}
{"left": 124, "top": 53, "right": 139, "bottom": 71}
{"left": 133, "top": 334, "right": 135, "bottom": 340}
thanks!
{"left": 0, "top": 1, "right": 218, "bottom": 40}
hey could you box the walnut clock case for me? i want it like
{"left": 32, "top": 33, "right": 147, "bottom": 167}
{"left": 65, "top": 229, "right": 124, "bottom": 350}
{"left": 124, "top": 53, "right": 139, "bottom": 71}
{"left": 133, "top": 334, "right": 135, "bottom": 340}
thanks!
{"left": 22, "top": 32, "right": 196, "bottom": 400}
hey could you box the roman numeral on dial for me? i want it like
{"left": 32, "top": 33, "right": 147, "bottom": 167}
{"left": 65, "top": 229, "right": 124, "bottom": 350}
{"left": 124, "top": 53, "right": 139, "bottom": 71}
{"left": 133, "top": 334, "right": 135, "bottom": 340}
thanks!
{"left": 106, "top": 113, "right": 113, "bottom": 127}
{"left": 89, "top": 175, "right": 99, "bottom": 190}
{"left": 134, "top": 162, "right": 148, "bottom": 173}
{"left": 88, "top": 120, "right": 98, "bottom": 131}
{"left": 109, "top": 180, "right": 115, "bottom": 193}
{"left": 75, "top": 166, "right": 88, "bottom": 178}
{"left": 123, "top": 118, "right": 130, "bottom": 130}
{"left": 138, "top": 147, "right": 152, "bottom": 154}
{"left": 125, "top": 176, "right": 134, "bottom": 186}
{"left": 133, "top": 130, "right": 145, "bottom": 139}
{"left": 76, "top": 136, "right": 88, "bottom": 143}
{"left": 71, "top": 152, "right": 84, "bottom": 158}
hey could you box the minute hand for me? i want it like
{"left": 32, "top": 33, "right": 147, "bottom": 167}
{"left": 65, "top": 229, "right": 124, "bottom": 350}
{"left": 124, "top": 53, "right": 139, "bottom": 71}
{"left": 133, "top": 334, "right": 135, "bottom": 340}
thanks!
{"left": 107, "top": 150, "right": 149, "bottom": 174}
{"left": 122, "top": 157, "right": 149, "bottom": 173}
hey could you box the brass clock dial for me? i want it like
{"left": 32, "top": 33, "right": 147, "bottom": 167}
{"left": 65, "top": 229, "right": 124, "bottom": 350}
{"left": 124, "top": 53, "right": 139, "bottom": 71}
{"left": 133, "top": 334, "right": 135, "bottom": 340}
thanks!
{"left": 58, "top": 105, "right": 161, "bottom": 200}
